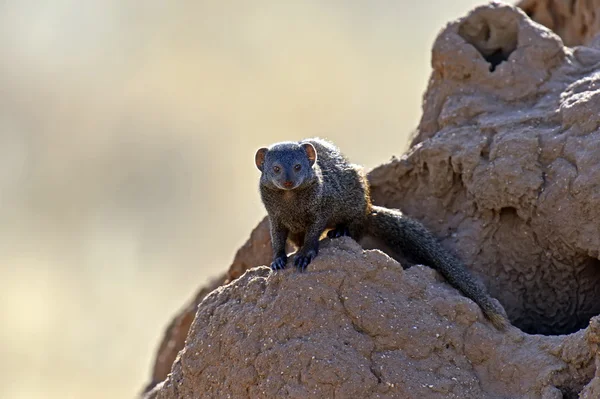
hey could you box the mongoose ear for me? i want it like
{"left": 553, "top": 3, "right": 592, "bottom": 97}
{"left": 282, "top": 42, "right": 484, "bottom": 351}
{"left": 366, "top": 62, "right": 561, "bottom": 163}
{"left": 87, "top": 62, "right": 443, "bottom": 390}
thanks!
{"left": 302, "top": 143, "right": 317, "bottom": 166}
{"left": 255, "top": 147, "right": 268, "bottom": 171}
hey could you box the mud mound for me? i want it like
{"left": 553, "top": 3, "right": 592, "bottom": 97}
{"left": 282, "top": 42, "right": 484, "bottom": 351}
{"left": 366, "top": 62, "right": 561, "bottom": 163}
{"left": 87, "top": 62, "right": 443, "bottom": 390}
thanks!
{"left": 147, "top": 239, "right": 597, "bottom": 399}
{"left": 144, "top": 3, "right": 600, "bottom": 396}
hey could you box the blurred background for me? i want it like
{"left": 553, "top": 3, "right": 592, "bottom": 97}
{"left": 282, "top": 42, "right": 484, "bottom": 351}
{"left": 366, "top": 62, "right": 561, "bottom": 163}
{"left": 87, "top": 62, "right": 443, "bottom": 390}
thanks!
{"left": 0, "top": 1, "right": 491, "bottom": 398}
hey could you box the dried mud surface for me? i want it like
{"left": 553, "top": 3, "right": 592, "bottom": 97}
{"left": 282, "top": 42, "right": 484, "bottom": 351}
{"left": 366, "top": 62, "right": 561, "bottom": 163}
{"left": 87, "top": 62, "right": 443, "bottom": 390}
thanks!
{"left": 147, "top": 239, "right": 597, "bottom": 399}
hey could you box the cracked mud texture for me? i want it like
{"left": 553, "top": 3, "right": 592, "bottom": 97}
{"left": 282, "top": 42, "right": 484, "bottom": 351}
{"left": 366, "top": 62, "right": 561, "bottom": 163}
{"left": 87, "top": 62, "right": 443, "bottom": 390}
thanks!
{"left": 517, "top": 0, "right": 600, "bottom": 47}
{"left": 147, "top": 239, "right": 598, "bottom": 399}
{"left": 144, "top": 3, "right": 600, "bottom": 397}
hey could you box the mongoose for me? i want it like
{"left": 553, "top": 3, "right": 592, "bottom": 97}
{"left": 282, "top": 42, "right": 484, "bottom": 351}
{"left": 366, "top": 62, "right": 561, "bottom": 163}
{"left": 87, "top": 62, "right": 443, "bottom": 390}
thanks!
{"left": 255, "top": 138, "right": 509, "bottom": 329}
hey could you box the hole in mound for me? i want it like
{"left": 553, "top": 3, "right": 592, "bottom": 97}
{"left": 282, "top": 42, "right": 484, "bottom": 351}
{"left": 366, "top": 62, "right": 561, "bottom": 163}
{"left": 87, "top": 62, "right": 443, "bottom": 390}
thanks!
{"left": 558, "top": 386, "right": 579, "bottom": 399}
{"left": 479, "top": 142, "right": 490, "bottom": 161}
{"left": 521, "top": 6, "right": 534, "bottom": 19}
{"left": 498, "top": 206, "right": 517, "bottom": 218}
{"left": 484, "top": 49, "right": 510, "bottom": 72}
{"left": 517, "top": 256, "right": 600, "bottom": 336}
{"left": 496, "top": 208, "right": 600, "bottom": 336}
{"left": 568, "top": 257, "right": 600, "bottom": 332}
{"left": 458, "top": 14, "right": 518, "bottom": 72}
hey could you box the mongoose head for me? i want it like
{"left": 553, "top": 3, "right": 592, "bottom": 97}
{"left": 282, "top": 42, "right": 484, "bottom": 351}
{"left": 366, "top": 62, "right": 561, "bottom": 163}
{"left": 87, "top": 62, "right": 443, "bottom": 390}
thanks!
{"left": 255, "top": 141, "right": 318, "bottom": 190}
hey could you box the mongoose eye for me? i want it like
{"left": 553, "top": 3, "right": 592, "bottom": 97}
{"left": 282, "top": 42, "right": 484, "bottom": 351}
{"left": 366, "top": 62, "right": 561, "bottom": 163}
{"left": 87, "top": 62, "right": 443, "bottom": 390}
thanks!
{"left": 294, "top": 164, "right": 301, "bottom": 171}
{"left": 273, "top": 166, "right": 281, "bottom": 173}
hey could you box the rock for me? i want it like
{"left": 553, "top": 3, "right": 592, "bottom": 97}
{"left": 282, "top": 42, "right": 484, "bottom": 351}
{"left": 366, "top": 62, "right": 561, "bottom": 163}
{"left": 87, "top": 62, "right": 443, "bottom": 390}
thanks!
{"left": 148, "top": 239, "right": 596, "bottom": 399}
{"left": 144, "top": 3, "right": 600, "bottom": 396}
{"left": 517, "top": 0, "right": 600, "bottom": 46}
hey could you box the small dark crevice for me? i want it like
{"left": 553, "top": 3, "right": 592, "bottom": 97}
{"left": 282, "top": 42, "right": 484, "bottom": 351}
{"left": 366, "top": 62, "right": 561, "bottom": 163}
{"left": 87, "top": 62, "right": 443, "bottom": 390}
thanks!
{"left": 516, "top": 256, "right": 600, "bottom": 336}
{"left": 480, "top": 143, "right": 490, "bottom": 161}
{"left": 337, "top": 288, "right": 382, "bottom": 385}
{"left": 499, "top": 206, "right": 518, "bottom": 219}
{"left": 570, "top": 257, "right": 600, "bottom": 334}
{"left": 486, "top": 49, "right": 510, "bottom": 72}
{"left": 337, "top": 290, "right": 367, "bottom": 336}
{"left": 458, "top": 17, "right": 518, "bottom": 73}
{"left": 537, "top": 171, "right": 547, "bottom": 199}
{"left": 557, "top": 385, "right": 579, "bottom": 399}
{"left": 369, "top": 361, "right": 382, "bottom": 384}
{"left": 520, "top": 3, "right": 534, "bottom": 19}
{"left": 368, "top": 351, "right": 383, "bottom": 384}
{"left": 586, "top": 257, "right": 600, "bottom": 269}
{"left": 573, "top": 257, "right": 600, "bottom": 332}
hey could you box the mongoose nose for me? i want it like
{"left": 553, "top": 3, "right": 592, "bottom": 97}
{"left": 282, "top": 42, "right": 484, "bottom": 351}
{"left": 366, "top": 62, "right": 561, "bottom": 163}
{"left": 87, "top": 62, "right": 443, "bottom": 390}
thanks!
{"left": 283, "top": 181, "right": 294, "bottom": 188}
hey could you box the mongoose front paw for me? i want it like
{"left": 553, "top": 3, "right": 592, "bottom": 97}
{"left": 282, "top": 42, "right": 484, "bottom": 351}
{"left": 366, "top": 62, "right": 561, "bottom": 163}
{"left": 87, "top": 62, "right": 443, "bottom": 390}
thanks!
{"left": 270, "top": 255, "right": 287, "bottom": 271}
{"left": 327, "top": 225, "right": 350, "bottom": 239}
{"left": 294, "top": 249, "right": 317, "bottom": 272}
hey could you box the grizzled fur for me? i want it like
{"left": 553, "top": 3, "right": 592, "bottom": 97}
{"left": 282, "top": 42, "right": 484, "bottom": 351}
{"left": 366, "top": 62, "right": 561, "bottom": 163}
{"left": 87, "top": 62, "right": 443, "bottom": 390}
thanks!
{"left": 256, "top": 139, "right": 370, "bottom": 270}
{"left": 255, "top": 138, "right": 509, "bottom": 329}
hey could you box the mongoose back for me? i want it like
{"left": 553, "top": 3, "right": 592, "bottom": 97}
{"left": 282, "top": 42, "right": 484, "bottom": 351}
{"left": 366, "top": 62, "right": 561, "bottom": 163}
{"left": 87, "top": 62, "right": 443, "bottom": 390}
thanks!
{"left": 255, "top": 138, "right": 509, "bottom": 329}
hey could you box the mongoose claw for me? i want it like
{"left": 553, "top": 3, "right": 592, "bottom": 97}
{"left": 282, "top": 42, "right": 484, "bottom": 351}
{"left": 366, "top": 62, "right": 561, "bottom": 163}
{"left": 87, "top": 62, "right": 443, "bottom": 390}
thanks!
{"left": 270, "top": 256, "right": 287, "bottom": 271}
{"left": 327, "top": 226, "right": 350, "bottom": 239}
{"left": 294, "top": 250, "right": 316, "bottom": 272}
{"left": 294, "top": 256, "right": 310, "bottom": 272}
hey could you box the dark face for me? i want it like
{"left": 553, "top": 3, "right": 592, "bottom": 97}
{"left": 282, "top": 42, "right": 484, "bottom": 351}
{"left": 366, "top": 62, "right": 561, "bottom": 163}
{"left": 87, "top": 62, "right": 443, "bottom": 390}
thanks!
{"left": 255, "top": 142, "right": 317, "bottom": 190}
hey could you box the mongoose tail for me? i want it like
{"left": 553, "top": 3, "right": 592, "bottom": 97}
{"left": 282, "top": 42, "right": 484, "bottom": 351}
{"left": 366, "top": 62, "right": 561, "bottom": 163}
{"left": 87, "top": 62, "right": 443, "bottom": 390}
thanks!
{"left": 255, "top": 138, "right": 509, "bottom": 330}
{"left": 367, "top": 205, "right": 509, "bottom": 330}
